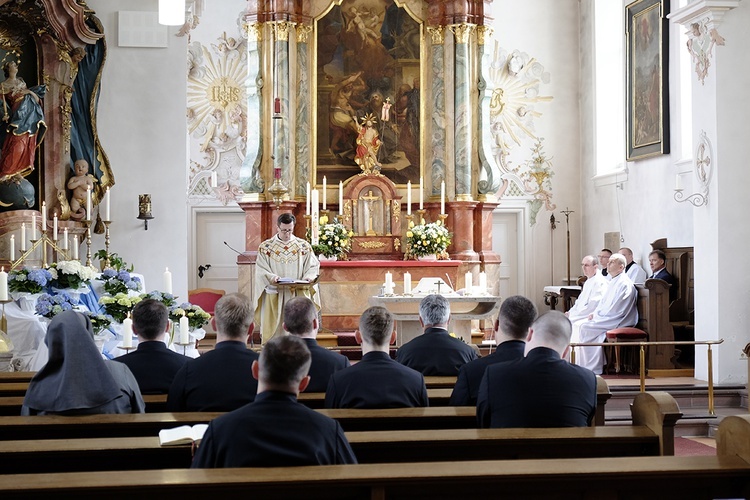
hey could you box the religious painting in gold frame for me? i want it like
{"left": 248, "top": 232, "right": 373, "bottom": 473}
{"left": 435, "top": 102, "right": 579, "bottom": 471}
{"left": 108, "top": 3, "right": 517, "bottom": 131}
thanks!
{"left": 314, "top": 0, "right": 423, "bottom": 185}
{"left": 626, "top": 0, "right": 670, "bottom": 160}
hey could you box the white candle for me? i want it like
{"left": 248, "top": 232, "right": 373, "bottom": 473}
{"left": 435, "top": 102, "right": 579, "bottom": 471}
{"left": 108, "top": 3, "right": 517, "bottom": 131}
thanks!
{"left": 31, "top": 215, "right": 36, "bottom": 240}
{"left": 0, "top": 267, "right": 8, "bottom": 301}
{"left": 41, "top": 202, "right": 47, "bottom": 230}
{"left": 322, "top": 176, "right": 327, "bottom": 210}
{"left": 479, "top": 272, "right": 487, "bottom": 293}
{"left": 403, "top": 272, "right": 411, "bottom": 295}
{"left": 385, "top": 271, "right": 392, "bottom": 287}
{"left": 53, "top": 212, "right": 58, "bottom": 240}
{"left": 440, "top": 180, "right": 446, "bottom": 215}
{"left": 210, "top": 171, "right": 217, "bottom": 188}
{"left": 85, "top": 186, "right": 91, "bottom": 221}
{"left": 104, "top": 188, "right": 111, "bottom": 222}
{"left": 122, "top": 317, "right": 133, "bottom": 348}
{"left": 675, "top": 174, "right": 682, "bottom": 191}
{"left": 339, "top": 181, "right": 344, "bottom": 216}
{"left": 62, "top": 228, "right": 68, "bottom": 250}
{"left": 72, "top": 235, "right": 79, "bottom": 260}
{"left": 20, "top": 223, "right": 26, "bottom": 251}
{"left": 311, "top": 190, "right": 319, "bottom": 246}
{"left": 419, "top": 176, "right": 424, "bottom": 210}
{"left": 407, "top": 181, "right": 412, "bottom": 215}
{"left": 179, "top": 316, "right": 190, "bottom": 344}
{"left": 9, "top": 236, "right": 14, "bottom": 262}
{"left": 465, "top": 272, "right": 473, "bottom": 294}
{"left": 306, "top": 182, "right": 311, "bottom": 215}
{"left": 163, "top": 267, "right": 173, "bottom": 294}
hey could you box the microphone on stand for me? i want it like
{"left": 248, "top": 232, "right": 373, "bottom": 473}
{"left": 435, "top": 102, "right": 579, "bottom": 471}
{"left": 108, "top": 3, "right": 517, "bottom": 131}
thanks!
{"left": 224, "top": 241, "right": 242, "bottom": 255}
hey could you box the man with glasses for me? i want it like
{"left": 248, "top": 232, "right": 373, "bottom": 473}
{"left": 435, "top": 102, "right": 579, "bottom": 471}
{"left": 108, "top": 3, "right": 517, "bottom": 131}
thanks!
{"left": 598, "top": 249, "right": 612, "bottom": 277}
{"left": 254, "top": 213, "right": 320, "bottom": 344}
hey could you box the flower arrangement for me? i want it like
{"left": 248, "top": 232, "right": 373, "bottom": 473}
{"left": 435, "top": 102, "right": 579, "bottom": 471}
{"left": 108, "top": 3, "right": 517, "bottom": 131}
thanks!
{"left": 9, "top": 267, "right": 53, "bottom": 294}
{"left": 142, "top": 290, "right": 177, "bottom": 308}
{"left": 49, "top": 260, "right": 98, "bottom": 290}
{"left": 99, "top": 293, "right": 143, "bottom": 323}
{"left": 316, "top": 217, "right": 353, "bottom": 259}
{"left": 93, "top": 250, "right": 133, "bottom": 272}
{"left": 169, "top": 302, "right": 211, "bottom": 330}
{"left": 100, "top": 268, "right": 142, "bottom": 295}
{"left": 83, "top": 311, "right": 113, "bottom": 335}
{"left": 405, "top": 219, "right": 451, "bottom": 258}
{"left": 35, "top": 292, "right": 78, "bottom": 319}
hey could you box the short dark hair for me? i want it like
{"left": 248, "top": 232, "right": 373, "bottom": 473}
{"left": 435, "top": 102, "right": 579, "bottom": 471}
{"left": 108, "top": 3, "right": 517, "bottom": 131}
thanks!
{"left": 649, "top": 249, "right": 666, "bottom": 261}
{"left": 359, "top": 306, "right": 394, "bottom": 346}
{"left": 498, "top": 295, "right": 537, "bottom": 340}
{"left": 132, "top": 299, "right": 169, "bottom": 340}
{"left": 277, "top": 213, "right": 296, "bottom": 226}
{"left": 601, "top": 248, "right": 612, "bottom": 255}
{"left": 214, "top": 293, "right": 253, "bottom": 339}
{"left": 283, "top": 297, "right": 317, "bottom": 335}
{"left": 259, "top": 335, "right": 311, "bottom": 386}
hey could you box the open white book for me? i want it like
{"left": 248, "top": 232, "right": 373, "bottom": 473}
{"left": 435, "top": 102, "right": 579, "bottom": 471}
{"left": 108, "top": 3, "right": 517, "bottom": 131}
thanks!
{"left": 158, "top": 424, "right": 209, "bottom": 446}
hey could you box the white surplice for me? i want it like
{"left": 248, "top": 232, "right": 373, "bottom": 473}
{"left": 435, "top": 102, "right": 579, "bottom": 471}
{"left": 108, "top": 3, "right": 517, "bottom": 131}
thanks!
{"left": 567, "top": 270, "right": 609, "bottom": 324}
{"left": 626, "top": 262, "right": 647, "bottom": 284}
{"left": 572, "top": 271, "right": 638, "bottom": 374}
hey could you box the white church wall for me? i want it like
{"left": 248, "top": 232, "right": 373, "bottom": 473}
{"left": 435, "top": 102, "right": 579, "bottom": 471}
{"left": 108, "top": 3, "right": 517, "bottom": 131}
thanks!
{"left": 88, "top": 0, "right": 189, "bottom": 298}
{"left": 488, "top": 0, "right": 584, "bottom": 311}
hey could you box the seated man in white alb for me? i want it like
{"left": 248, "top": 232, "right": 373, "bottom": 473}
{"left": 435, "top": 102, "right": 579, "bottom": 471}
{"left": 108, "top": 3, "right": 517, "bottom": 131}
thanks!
{"left": 566, "top": 255, "right": 608, "bottom": 323}
{"left": 619, "top": 247, "right": 647, "bottom": 284}
{"left": 572, "top": 253, "right": 638, "bottom": 374}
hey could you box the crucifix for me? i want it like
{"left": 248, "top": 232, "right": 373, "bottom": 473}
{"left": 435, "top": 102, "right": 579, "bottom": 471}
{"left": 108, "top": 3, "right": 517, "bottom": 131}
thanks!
{"left": 434, "top": 280, "right": 443, "bottom": 295}
{"left": 359, "top": 190, "right": 381, "bottom": 236}
{"left": 560, "top": 208, "right": 574, "bottom": 285}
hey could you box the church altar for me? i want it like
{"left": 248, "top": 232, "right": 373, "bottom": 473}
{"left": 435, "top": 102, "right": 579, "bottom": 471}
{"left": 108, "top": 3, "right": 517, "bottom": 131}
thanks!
{"left": 369, "top": 294, "right": 501, "bottom": 345}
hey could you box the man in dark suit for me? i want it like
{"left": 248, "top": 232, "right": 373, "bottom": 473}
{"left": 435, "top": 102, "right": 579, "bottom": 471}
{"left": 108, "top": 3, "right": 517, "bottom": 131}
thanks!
{"left": 648, "top": 250, "right": 678, "bottom": 302}
{"left": 114, "top": 299, "right": 189, "bottom": 394}
{"left": 477, "top": 311, "right": 597, "bottom": 428}
{"left": 450, "top": 295, "right": 537, "bottom": 406}
{"left": 191, "top": 335, "right": 357, "bottom": 468}
{"left": 283, "top": 297, "right": 350, "bottom": 392}
{"left": 395, "top": 294, "right": 478, "bottom": 376}
{"left": 325, "top": 306, "right": 428, "bottom": 408}
{"left": 167, "top": 293, "right": 259, "bottom": 412}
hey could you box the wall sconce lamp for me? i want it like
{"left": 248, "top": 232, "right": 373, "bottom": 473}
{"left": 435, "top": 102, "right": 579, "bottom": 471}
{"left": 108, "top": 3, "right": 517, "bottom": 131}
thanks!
{"left": 137, "top": 194, "right": 154, "bottom": 230}
{"left": 158, "top": 0, "right": 186, "bottom": 26}
{"left": 268, "top": 167, "right": 288, "bottom": 209}
{"left": 674, "top": 130, "right": 711, "bottom": 207}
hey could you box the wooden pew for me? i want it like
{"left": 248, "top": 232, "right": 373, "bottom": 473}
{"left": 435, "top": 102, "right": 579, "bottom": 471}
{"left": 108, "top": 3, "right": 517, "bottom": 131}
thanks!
{"left": 0, "top": 394, "right": 168, "bottom": 416}
{"left": 0, "top": 391, "right": 678, "bottom": 473}
{"left": 635, "top": 279, "right": 674, "bottom": 370}
{"left": 0, "top": 414, "right": 747, "bottom": 499}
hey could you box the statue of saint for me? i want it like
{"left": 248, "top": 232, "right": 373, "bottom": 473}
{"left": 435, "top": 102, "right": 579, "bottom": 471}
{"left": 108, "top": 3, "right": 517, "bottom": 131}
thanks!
{"left": 354, "top": 113, "right": 382, "bottom": 175}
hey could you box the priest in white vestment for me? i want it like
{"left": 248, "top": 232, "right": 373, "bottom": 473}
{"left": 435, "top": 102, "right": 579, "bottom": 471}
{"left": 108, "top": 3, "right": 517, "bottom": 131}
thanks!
{"left": 254, "top": 213, "right": 320, "bottom": 344}
{"left": 619, "top": 247, "right": 647, "bottom": 284}
{"left": 566, "top": 255, "right": 608, "bottom": 323}
{"left": 572, "top": 253, "right": 638, "bottom": 374}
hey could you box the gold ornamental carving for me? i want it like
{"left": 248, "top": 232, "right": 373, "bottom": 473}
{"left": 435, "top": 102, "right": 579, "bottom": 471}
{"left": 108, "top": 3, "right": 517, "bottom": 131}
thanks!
{"left": 272, "top": 21, "right": 295, "bottom": 42}
{"left": 477, "top": 25, "right": 493, "bottom": 46}
{"left": 448, "top": 23, "right": 475, "bottom": 44}
{"left": 394, "top": 238, "right": 401, "bottom": 251}
{"left": 245, "top": 22, "right": 262, "bottom": 42}
{"left": 456, "top": 194, "right": 473, "bottom": 202}
{"left": 427, "top": 26, "right": 445, "bottom": 45}
{"left": 297, "top": 24, "right": 313, "bottom": 43}
{"left": 43, "top": 71, "right": 73, "bottom": 153}
{"left": 357, "top": 240, "right": 386, "bottom": 249}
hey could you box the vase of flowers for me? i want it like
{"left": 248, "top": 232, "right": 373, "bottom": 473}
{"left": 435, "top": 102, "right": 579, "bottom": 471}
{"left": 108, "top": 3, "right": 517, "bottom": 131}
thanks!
{"left": 9, "top": 268, "right": 53, "bottom": 311}
{"left": 168, "top": 302, "right": 211, "bottom": 346}
{"left": 315, "top": 218, "right": 353, "bottom": 260}
{"left": 100, "top": 268, "right": 142, "bottom": 295}
{"left": 99, "top": 293, "right": 143, "bottom": 324}
{"left": 49, "top": 260, "right": 98, "bottom": 291}
{"left": 141, "top": 290, "right": 177, "bottom": 308}
{"left": 405, "top": 219, "right": 451, "bottom": 259}
{"left": 35, "top": 292, "right": 79, "bottom": 319}
{"left": 83, "top": 311, "right": 114, "bottom": 353}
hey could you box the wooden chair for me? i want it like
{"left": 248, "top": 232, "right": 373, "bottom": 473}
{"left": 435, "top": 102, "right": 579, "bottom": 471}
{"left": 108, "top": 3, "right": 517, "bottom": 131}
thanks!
{"left": 187, "top": 288, "right": 225, "bottom": 315}
{"left": 606, "top": 327, "right": 648, "bottom": 374}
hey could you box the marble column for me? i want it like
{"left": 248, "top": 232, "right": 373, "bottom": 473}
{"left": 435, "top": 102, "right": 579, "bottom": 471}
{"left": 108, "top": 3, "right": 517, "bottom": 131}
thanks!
{"left": 427, "top": 26, "right": 447, "bottom": 195}
{"left": 240, "top": 22, "right": 264, "bottom": 196}
{"left": 449, "top": 23, "right": 476, "bottom": 199}
{"left": 476, "top": 25, "right": 502, "bottom": 199}
{"left": 271, "top": 21, "right": 293, "bottom": 188}
{"left": 295, "top": 24, "right": 313, "bottom": 200}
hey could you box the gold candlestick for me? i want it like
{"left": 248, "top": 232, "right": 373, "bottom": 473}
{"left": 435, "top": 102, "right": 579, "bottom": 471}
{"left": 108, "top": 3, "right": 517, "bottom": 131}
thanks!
{"left": 416, "top": 209, "right": 427, "bottom": 225}
{"left": 103, "top": 221, "right": 112, "bottom": 269}
{"left": 83, "top": 220, "right": 93, "bottom": 267}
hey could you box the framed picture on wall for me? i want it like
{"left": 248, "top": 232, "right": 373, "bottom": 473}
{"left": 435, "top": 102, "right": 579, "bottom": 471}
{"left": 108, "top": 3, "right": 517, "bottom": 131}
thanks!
{"left": 625, "top": 0, "right": 670, "bottom": 160}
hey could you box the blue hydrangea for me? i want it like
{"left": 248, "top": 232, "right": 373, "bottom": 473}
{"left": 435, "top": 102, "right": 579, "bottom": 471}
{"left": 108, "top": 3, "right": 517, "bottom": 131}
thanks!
{"left": 102, "top": 269, "right": 117, "bottom": 279}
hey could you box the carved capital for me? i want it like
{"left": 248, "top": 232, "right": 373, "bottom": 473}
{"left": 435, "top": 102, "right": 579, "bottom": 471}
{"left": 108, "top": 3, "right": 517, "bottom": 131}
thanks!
{"left": 477, "top": 25, "right": 493, "bottom": 45}
{"left": 272, "top": 21, "right": 296, "bottom": 42}
{"left": 245, "top": 22, "right": 262, "bottom": 42}
{"left": 426, "top": 26, "right": 445, "bottom": 45}
{"left": 448, "top": 23, "right": 476, "bottom": 44}
{"left": 296, "top": 24, "right": 313, "bottom": 43}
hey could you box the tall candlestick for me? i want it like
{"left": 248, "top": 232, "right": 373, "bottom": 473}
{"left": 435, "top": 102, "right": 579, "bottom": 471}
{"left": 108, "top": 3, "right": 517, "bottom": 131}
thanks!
{"left": 53, "top": 212, "right": 58, "bottom": 240}
{"left": 72, "top": 235, "right": 79, "bottom": 260}
{"left": 41, "top": 202, "right": 47, "bottom": 229}
{"left": 9, "top": 236, "right": 14, "bottom": 262}
{"left": 122, "top": 317, "right": 133, "bottom": 348}
{"left": 465, "top": 272, "right": 473, "bottom": 294}
{"left": 407, "top": 181, "right": 412, "bottom": 215}
{"left": 62, "top": 228, "right": 68, "bottom": 250}
{"left": 440, "top": 180, "right": 446, "bottom": 215}
{"left": 322, "top": 176, "right": 327, "bottom": 210}
{"left": 85, "top": 186, "right": 92, "bottom": 221}
{"left": 403, "top": 271, "right": 411, "bottom": 295}
{"left": 163, "top": 267, "right": 173, "bottom": 294}
{"left": 311, "top": 190, "right": 319, "bottom": 246}
{"left": 31, "top": 215, "right": 36, "bottom": 240}
{"left": 179, "top": 316, "right": 190, "bottom": 344}
{"left": 20, "top": 223, "right": 26, "bottom": 251}
{"left": 419, "top": 176, "right": 424, "bottom": 210}
{"left": 0, "top": 267, "right": 7, "bottom": 301}
{"left": 104, "top": 188, "right": 111, "bottom": 222}
{"left": 306, "top": 182, "right": 311, "bottom": 215}
{"left": 338, "top": 181, "right": 343, "bottom": 216}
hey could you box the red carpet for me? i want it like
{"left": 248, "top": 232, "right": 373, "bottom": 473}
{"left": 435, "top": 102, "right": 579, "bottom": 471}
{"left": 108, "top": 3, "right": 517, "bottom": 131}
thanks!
{"left": 673, "top": 437, "right": 716, "bottom": 456}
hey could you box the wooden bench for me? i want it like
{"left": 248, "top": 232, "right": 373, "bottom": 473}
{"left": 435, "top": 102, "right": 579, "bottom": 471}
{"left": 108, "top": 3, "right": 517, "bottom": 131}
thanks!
{"left": 0, "top": 392, "right": 679, "bottom": 473}
{"left": 0, "top": 413, "right": 746, "bottom": 499}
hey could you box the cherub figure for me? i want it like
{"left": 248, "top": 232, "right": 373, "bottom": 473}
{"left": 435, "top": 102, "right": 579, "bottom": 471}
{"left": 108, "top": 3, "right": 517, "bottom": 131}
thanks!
{"left": 67, "top": 159, "right": 96, "bottom": 220}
